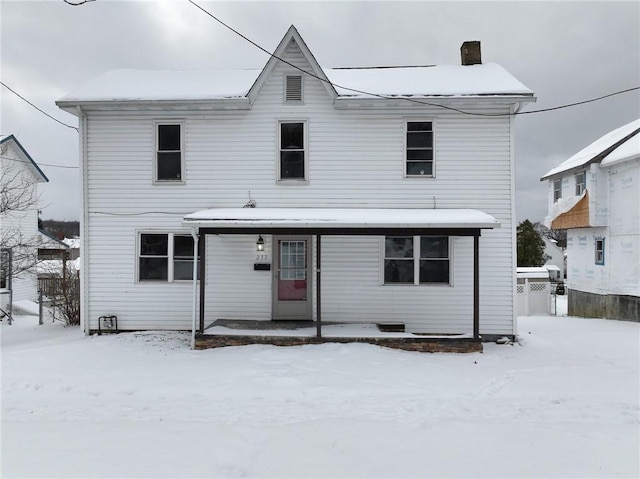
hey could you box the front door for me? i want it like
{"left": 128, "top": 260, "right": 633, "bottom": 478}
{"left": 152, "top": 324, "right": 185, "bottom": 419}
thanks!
{"left": 272, "top": 236, "right": 312, "bottom": 320}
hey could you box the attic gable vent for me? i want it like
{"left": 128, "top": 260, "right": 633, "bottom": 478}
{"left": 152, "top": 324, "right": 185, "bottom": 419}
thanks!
{"left": 285, "top": 75, "right": 303, "bottom": 102}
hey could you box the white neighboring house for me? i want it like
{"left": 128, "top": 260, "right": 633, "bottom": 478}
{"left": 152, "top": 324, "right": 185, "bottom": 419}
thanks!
{"left": 1, "top": 135, "right": 49, "bottom": 308}
{"left": 543, "top": 236, "right": 565, "bottom": 281}
{"left": 56, "top": 26, "right": 535, "bottom": 341}
{"left": 541, "top": 119, "right": 640, "bottom": 321}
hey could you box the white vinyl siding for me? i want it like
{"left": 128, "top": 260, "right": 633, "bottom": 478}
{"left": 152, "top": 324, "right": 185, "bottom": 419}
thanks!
{"left": 81, "top": 39, "right": 517, "bottom": 335}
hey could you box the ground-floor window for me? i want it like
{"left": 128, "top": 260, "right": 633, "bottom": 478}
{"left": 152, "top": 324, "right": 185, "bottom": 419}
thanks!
{"left": 384, "top": 236, "right": 450, "bottom": 285}
{"left": 138, "top": 233, "right": 199, "bottom": 282}
{"left": 595, "top": 237, "right": 605, "bottom": 265}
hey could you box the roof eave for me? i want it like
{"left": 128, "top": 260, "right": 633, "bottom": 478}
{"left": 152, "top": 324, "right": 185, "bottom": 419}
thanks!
{"left": 56, "top": 97, "right": 252, "bottom": 115}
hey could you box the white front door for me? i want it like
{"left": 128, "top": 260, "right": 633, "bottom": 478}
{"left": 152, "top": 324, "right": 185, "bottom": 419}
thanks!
{"left": 272, "top": 236, "right": 312, "bottom": 320}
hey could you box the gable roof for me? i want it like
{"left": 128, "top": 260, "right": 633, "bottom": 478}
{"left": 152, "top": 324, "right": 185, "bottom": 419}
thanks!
{"left": 541, "top": 119, "right": 640, "bottom": 180}
{"left": 0, "top": 134, "right": 49, "bottom": 182}
{"left": 38, "top": 229, "right": 69, "bottom": 248}
{"left": 247, "top": 25, "right": 338, "bottom": 104}
{"left": 57, "top": 26, "right": 534, "bottom": 112}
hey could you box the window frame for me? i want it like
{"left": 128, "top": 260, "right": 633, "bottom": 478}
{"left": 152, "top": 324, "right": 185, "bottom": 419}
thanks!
{"left": 382, "top": 235, "right": 452, "bottom": 286}
{"left": 595, "top": 237, "right": 605, "bottom": 265}
{"left": 553, "top": 178, "right": 562, "bottom": 202}
{"left": 277, "top": 120, "right": 308, "bottom": 182}
{"left": 575, "top": 171, "right": 586, "bottom": 196}
{"left": 137, "top": 232, "right": 200, "bottom": 283}
{"left": 284, "top": 74, "right": 304, "bottom": 104}
{"left": 154, "top": 120, "right": 185, "bottom": 184}
{"left": 404, "top": 119, "right": 435, "bottom": 178}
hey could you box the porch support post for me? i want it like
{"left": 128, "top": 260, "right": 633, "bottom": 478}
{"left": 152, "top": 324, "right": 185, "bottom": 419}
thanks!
{"left": 316, "top": 234, "right": 322, "bottom": 338}
{"left": 199, "top": 232, "right": 206, "bottom": 333}
{"left": 473, "top": 233, "right": 480, "bottom": 340}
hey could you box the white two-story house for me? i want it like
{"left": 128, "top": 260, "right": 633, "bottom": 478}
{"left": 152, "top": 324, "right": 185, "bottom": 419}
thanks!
{"left": 57, "top": 26, "right": 535, "bottom": 346}
{"left": 1, "top": 135, "right": 49, "bottom": 313}
{"left": 541, "top": 119, "right": 640, "bottom": 321}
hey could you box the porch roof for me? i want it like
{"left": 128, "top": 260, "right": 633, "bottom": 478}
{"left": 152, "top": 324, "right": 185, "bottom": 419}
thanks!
{"left": 183, "top": 208, "right": 500, "bottom": 233}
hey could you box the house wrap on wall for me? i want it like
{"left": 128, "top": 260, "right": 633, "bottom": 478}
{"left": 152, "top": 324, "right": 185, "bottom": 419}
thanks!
{"left": 56, "top": 26, "right": 535, "bottom": 344}
{"left": 541, "top": 119, "right": 640, "bottom": 321}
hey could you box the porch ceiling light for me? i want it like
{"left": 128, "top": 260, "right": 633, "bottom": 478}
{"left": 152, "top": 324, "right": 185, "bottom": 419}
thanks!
{"left": 256, "top": 235, "right": 265, "bottom": 252}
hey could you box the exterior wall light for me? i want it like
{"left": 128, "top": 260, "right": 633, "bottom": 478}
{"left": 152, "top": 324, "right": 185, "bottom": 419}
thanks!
{"left": 256, "top": 235, "right": 265, "bottom": 252}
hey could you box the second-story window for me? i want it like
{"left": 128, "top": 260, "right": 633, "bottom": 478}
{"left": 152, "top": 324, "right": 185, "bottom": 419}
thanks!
{"left": 156, "top": 123, "right": 183, "bottom": 182}
{"left": 406, "top": 121, "right": 434, "bottom": 177}
{"left": 279, "top": 121, "right": 306, "bottom": 180}
{"left": 553, "top": 178, "right": 562, "bottom": 202}
{"left": 575, "top": 171, "right": 586, "bottom": 196}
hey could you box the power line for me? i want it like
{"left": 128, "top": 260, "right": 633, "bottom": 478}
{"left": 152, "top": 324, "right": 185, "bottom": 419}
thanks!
{"left": 0, "top": 155, "right": 78, "bottom": 169}
{"left": 1, "top": 81, "right": 79, "bottom": 132}
{"left": 186, "top": 0, "right": 639, "bottom": 117}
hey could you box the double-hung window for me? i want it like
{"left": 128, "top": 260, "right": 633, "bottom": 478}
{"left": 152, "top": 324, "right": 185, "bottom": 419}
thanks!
{"left": 575, "top": 171, "right": 586, "bottom": 196}
{"left": 595, "top": 237, "right": 605, "bottom": 265}
{"left": 553, "top": 179, "right": 562, "bottom": 202}
{"left": 156, "top": 122, "right": 183, "bottom": 182}
{"left": 139, "top": 233, "right": 199, "bottom": 282}
{"left": 384, "top": 236, "right": 450, "bottom": 284}
{"left": 406, "top": 121, "right": 434, "bottom": 177}
{"left": 279, "top": 121, "right": 306, "bottom": 180}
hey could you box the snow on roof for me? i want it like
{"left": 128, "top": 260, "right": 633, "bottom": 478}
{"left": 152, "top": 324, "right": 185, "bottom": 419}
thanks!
{"left": 183, "top": 208, "right": 500, "bottom": 230}
{"left": 542, "top": 119, "right": 640, "bottom": 179}
{"left": 58, "top": 63, "right": 532, "bottom": 104}
{"left": 325, "top": 63, "right": 533, "bottom": 98}
{"left": 600, "top": 128, "right": 640, "bottom": 167}
{"left": 58, "top": 69, "right": 260, "bottom": 102}
{"left": 517, "top": 267, "right": 551, "bottom": 279}
{"left": 62, "top": 238, "right": 81, "bottom": 249}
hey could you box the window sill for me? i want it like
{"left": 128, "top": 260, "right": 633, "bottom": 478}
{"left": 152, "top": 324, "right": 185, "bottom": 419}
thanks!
{"left": 277, "top": 179, "right": 309, "bottom": 184}
{"left": 152, "top": 180, "right": 186, "bottom": 185}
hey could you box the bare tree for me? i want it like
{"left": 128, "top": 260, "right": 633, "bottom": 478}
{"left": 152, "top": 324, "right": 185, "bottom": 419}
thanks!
{"left": 1, "top": 143, "right": 43, "bottom": 279}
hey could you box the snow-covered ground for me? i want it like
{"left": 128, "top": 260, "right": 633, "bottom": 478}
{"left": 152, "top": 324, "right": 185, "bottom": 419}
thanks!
{"left": 2, "top": 297, "right": 638, "bottom": 478}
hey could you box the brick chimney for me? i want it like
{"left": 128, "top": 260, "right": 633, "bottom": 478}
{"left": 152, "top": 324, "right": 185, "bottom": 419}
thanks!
{"left": 461, "top": 41, "right": 481, "bottom": 65}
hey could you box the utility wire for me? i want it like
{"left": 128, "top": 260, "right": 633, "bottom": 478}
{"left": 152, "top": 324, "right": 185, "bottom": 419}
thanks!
{"left": 1, "top": 81, "right": 79, "bottom": 132}
{"left": 0, "top": 155, "right": 79, "bottom": 169}
{"left": 187, "top": 0, "right": 639, "bottom": 117}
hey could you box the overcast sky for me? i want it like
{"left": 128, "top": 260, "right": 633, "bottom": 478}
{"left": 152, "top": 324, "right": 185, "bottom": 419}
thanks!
{"left": 2, "top": 0, "right": 639, "bottom": 223}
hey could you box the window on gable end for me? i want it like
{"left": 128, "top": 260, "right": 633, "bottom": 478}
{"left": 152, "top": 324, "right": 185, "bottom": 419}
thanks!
{"left": 285, "top": 75, "right": 303, "bottom": 103}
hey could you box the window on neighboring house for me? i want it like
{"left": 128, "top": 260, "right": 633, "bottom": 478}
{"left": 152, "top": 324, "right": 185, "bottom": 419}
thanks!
{"left": 575, "top": 171, "right": 586, "bottom": 196}
{"left": 553, "top": 179, "right": 562, "bottom": 202}
{"left": 406, "top": 121, "right": 434, "bottom": 177}
{"left": 139, "top": 233, "right": 199, "bottom": 281}
{"left": 595, "top": 238, "right": 605, "bottom": 265}
{"left": 0, "top": 249, "right": 9, "bottom": 289}
{"left": 279, "top": 121, "right": 306, "bottom": 180}
{"left": 285, "top": 75, "right": 303, "bottom": 102}
{"left": 384, "top": 236, "right": 450, "bottom": 284}
{"left": 156, "top": 123, "right": 183, "bottom": 182}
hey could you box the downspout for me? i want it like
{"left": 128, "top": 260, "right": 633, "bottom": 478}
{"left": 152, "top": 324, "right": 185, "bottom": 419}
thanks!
{"left": 509, "top": 104, "right": 518, "bottom": 340}
{"left": 190, "top": 228, "right": 199, "bottom": 350}
{"left": 78, "top": 106, "right": 90, "bottom": 335}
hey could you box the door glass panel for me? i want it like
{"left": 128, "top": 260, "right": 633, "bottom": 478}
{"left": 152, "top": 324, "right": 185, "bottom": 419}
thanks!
{"left": 278, "top": 240, "right": 307, "bottom": 301}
